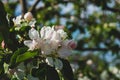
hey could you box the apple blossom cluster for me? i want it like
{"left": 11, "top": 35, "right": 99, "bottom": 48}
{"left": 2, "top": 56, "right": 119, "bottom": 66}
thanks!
{"left": 13, "top": 12, "right": 77, "bottom": 69}
{"left": 24, "top": 26, "right": 77, "bottom": 58}
{"left": 13, "top": 12, "right": 36, "bottom": 30}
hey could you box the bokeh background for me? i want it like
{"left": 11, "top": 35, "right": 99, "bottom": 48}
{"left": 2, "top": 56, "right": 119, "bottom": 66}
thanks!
{"left": 1, "top": 0, "right": 120, "bottom": 80}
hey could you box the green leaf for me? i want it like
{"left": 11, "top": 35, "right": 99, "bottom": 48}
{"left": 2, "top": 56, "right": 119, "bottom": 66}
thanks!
{"left": 16, "top": 51, "right": 38, "bottom": 63}
{"left": 3, "top": 63, "right": 9, "bottom": 73}
{"left": 10, "top": 47, "right": 28, "bottom": 68}
{"left": 60, "top": 58, "right": 74, "bottom": 80}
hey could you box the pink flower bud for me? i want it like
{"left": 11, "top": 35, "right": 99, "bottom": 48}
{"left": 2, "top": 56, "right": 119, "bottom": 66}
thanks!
{"left": 67, "top": 40, "right": 77, "bottom": 49}
{"left": 24, "top": 12, "right": 33, "bottom": 21}
{"left": 1, "top": 40, "right": 5, "bottom": 49}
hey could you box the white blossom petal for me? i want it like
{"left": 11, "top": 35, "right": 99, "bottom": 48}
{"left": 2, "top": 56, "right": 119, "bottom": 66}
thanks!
{"left": 40, "top": 26, "right": 52, "bottom": 39}
{"left": 29, "top": 28, "right": 39, "bottom": 40}
{"left": 51, "top": 41, "right": 59, "bottom": 50}
{"left": 41, "top": 41, "right": 52, "bottom": 55}
{"left": 51, "top": 31, "right": 61, "bottom": 42}
{"left": 13, "top": 15, "right": 22, "bottom": 27}
{"left": 40, "top": 27, "right": 46, "bottom": 38}
{"left": 24, "top": 40, "right": 38, "bottom": 50}
{"left": 24, "top": 40, "right": 33, "bottom": 50}
{"left": 45, "top": 29, "right": 54, "bottom": 39}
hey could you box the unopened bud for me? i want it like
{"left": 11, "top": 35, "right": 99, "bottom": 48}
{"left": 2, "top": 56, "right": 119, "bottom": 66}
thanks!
{"left": 1, "top": 40, "right": 5, "bottom": 49}
{"left": 67, "top": 40, "right": 77, "bottom": 49}
{"left": 24, "top": 12, "right": 33, "bottom": 21}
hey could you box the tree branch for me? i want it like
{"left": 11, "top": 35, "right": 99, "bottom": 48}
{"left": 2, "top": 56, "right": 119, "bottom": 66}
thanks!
{"left": 19, "top": 0, "right": 27, "bottom": 17}
{"left": 100, "top": 0, "right": 120, "bottom": 13}
{"left": 90, "top": 0, "right": 120, "bottom": 13}
{"left": 29, "top": 0, "right": 41, "bottom": 13}
{"left": 75, "top": 48, "right": 120, "bottom": 51}
{"left": 105, "top": 6, "right": 120, "bottom": 13}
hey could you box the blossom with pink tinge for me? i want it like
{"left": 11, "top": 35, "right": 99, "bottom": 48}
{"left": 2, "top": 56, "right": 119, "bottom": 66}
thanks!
{"left": 24, "top": 26, "right": 77, "bottom": 58}
{"left": 63, "top": 40, "right": 77, "bottom": 49}
{"left": 1, "top": 40, "right": 5, "bottom": 49}
{"left": 24, "top": 12, "right": 33, "bottom": 21}
{"left": 67, "top": 40, "right": 77, "bottom": 49}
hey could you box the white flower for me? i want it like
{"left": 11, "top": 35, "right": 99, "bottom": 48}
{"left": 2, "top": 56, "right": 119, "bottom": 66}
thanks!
{"left": 24, "top": 26, "right": 76, "bottom": 58}
{"left": 13, "top": 15, "right": 22, "bottom": 27}
{"left": 40, "top": 26, "right": 61, "bottom": 51}
{"left": 29, "top": 28, "right": 39, "bottom": 40}
{"left": 24, "top": 28, "right": 41, "bottom": 50}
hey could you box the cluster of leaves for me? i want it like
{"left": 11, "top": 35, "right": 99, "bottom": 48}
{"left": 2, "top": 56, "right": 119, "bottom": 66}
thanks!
{"left": 0, "top": 47, "right": 74, "bottom": 80}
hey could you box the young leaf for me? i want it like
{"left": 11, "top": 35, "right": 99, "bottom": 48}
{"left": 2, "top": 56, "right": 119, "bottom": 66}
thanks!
{"left": 9, "top": 47, "right": 28, "bottom": 68}
{"left": 60, "top": 58, "right": 74, "bottom": 80}
{"left": 16, "top": 50, "right": 38, "bottom": 63}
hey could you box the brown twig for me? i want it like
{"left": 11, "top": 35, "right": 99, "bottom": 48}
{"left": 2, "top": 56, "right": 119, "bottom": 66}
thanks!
{"left": 29, "top": 0, "right": 41, "bottom": 13}
{"left": 105, "top": 6, "right": 120, "bottom": 13}
{"left": 19, "top": 0, "right": 27, "bottom": 17}
{"left": 75, "top": 47, "right": 120, "bottom": 51}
